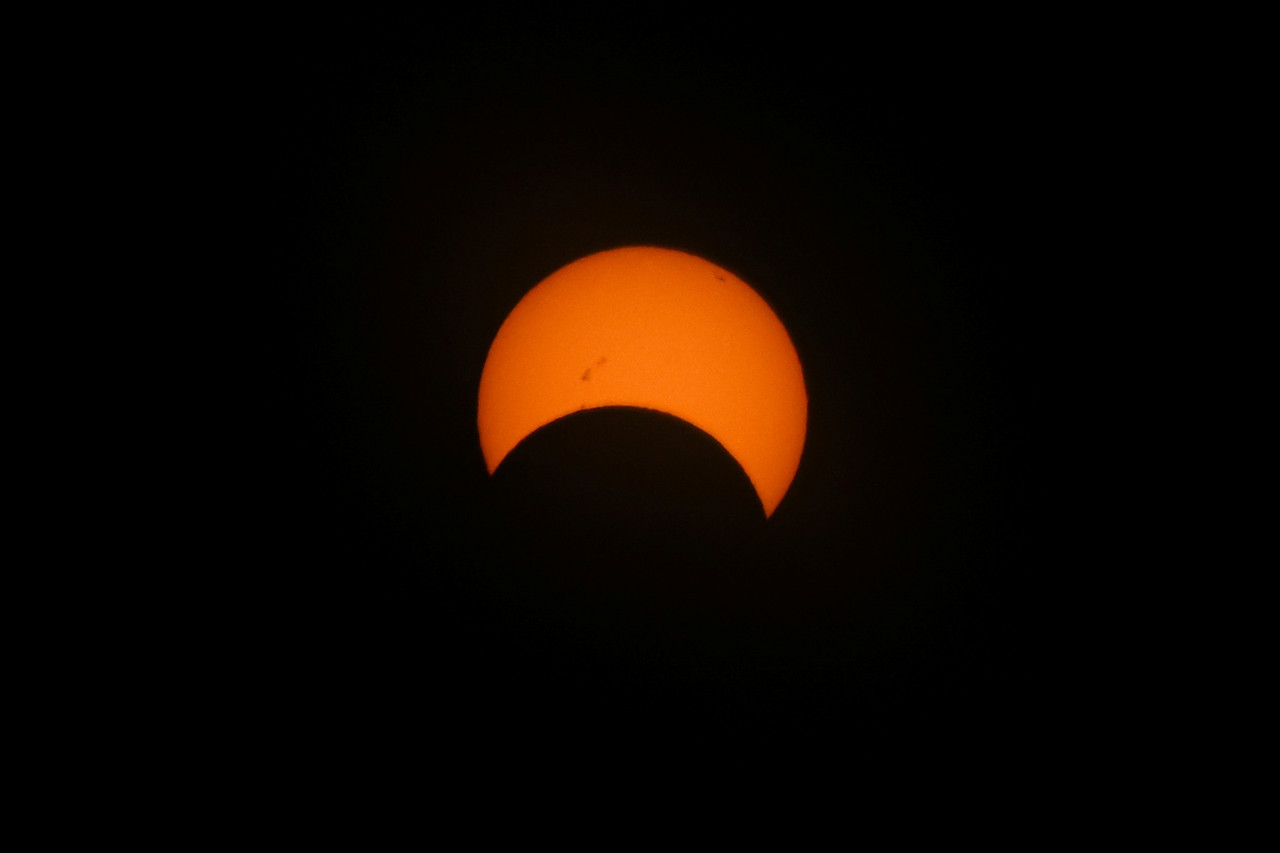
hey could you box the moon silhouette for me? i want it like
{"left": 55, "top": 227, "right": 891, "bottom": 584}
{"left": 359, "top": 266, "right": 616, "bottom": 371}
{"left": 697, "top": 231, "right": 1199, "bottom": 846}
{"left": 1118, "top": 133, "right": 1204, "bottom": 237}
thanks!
{"left": 477, "top": 246, "right": 807, "bottom": 517}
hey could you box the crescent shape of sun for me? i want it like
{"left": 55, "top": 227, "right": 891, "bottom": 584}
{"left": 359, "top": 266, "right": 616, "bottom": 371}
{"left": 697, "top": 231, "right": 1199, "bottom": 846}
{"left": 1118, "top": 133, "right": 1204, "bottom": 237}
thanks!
{"left": 478, "top": 246, "right": 807, "bottom": 517}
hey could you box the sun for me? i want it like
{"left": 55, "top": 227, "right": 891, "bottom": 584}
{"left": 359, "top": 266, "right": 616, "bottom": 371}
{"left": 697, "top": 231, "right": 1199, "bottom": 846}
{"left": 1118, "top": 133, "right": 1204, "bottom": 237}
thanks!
{"left": 478, "top": 246, "right": 806, "bottom": 516}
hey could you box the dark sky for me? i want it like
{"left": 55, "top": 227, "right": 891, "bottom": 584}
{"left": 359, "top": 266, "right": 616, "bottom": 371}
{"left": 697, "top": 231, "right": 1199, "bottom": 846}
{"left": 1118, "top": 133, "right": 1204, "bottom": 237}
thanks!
{"left": 231, "top": 13, "right": 1075, "bottom": 758}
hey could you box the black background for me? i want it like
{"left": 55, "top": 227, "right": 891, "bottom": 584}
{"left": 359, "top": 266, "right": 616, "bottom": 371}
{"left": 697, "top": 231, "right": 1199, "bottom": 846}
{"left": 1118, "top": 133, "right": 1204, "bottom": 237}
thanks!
{"left": 228, "top": 12, "right": 1079, "bottom": 759}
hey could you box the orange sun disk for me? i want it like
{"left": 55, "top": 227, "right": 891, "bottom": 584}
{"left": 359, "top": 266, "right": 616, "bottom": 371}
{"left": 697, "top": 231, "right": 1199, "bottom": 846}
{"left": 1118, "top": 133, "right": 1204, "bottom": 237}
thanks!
{"left": 478, "top": 247, "right": 807, "bottom": 517}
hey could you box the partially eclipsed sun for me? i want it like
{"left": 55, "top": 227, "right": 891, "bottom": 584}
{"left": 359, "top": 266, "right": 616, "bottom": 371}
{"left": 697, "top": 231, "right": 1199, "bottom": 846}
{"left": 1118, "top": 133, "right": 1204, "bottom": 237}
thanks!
{"left": 478, "top": 246, "right": 807, "bottom": 517}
